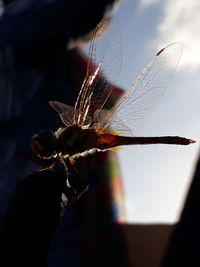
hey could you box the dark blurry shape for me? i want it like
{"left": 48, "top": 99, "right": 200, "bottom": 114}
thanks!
{"left": 0, "top": 0, "right": 122, "bottom": 216}
{"left": 0, "top": 1, "right": 129, "bottom": 267}
{"left": 3, "top": 0, "right": 13, "bottom": 6}
{"left": 48, "top": 151, "right": 129, "bottom": 267}
{"left": 122, "top": 224, "right": 172, "bottom": 267}
{"left": 162, "top": 154, "right": 200, "bottom": 267}
{"left": 0, "top": 163, "right": 67, "bottom": 267}
{"left": 0, "top": 161, "right": 89, "bottom": 266}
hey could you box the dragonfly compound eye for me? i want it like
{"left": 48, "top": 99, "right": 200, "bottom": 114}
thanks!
{"left": 31, "top": 129, "right": 58, "bottom": 159}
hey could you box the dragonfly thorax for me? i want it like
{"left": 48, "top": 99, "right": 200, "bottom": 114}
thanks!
{"left": 31, "top": 125, "right": 102, "bottom": 159}
{"left": 57, "top": 125, "right": 99, "bottom": 157}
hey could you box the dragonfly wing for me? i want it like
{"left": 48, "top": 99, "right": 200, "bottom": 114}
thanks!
{"left": 49, "top": 101, "right": 92, "bottom": 127}
{"left": 103, "top": 42, "right": 183, "bottom": 136}
{"left": 93, "top": 109, "right": 133, "bottom": 136}
{"left": 74, "top": 19, "right": 121, "bottom": 125}
{"left": 49, "top": 101, "right": 77, "bottom": 126}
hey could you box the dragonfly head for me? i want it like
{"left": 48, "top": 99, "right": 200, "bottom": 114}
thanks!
{"left": 31, "top": 129, "right": 58, "bottom": 159}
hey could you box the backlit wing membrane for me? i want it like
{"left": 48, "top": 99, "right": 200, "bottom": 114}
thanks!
{"left": 93, "top": 109, "right": 132, "bottom": 136}
{"left": 49, "top": 101, "right": 78, "bottom": 126}
{"left": 50, "top": 20, "right": 182, "bottom": 138}
{"left": 49, "top": 101, "right": 92, "bottom": 127}
{"left": 98, "top": 42, "right": 183, "bottom": 136}
{"left": 74, "top": 19, "right": 121, "bottom": 126}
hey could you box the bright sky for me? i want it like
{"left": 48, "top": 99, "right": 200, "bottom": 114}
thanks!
{"left": 113, "top": 0, "right": 200, "bottom": 223}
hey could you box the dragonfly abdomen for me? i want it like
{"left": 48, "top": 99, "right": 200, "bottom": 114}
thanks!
{"left": 98, "top": 134, "right": 195, "bottom": 149}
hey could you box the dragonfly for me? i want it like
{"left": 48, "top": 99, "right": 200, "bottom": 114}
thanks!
{"left": 31, "top": 20, "right": 195, "bottom": 198}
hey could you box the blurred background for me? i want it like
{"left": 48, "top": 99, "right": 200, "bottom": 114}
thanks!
{"left": 0, "top": 1, "right": 199, "bottom": 266}
{"left": 1, "top": 0, "right": 199, "bottom": 224}
{"left": 108, "top": 0, "right": 200, "bottom": 223}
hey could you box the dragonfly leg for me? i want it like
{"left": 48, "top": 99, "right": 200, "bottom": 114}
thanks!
{"left": 58, "top": 156, "right": 77, "bottom": 203}
{"left": 64, "top": 157, "right": 89, "bottom": 201}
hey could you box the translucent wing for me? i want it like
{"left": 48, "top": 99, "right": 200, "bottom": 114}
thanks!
{"left": 74, "top": 19, "right": 121, "bottom": 126}
{"left": 97, "top": 42, "right": 182, "bottom": 136}
{"left": 94, "top": 109, "right": 132, "bottom": 136}
{"left": 49, "top": 101, "right": 92, "bottom": 127}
